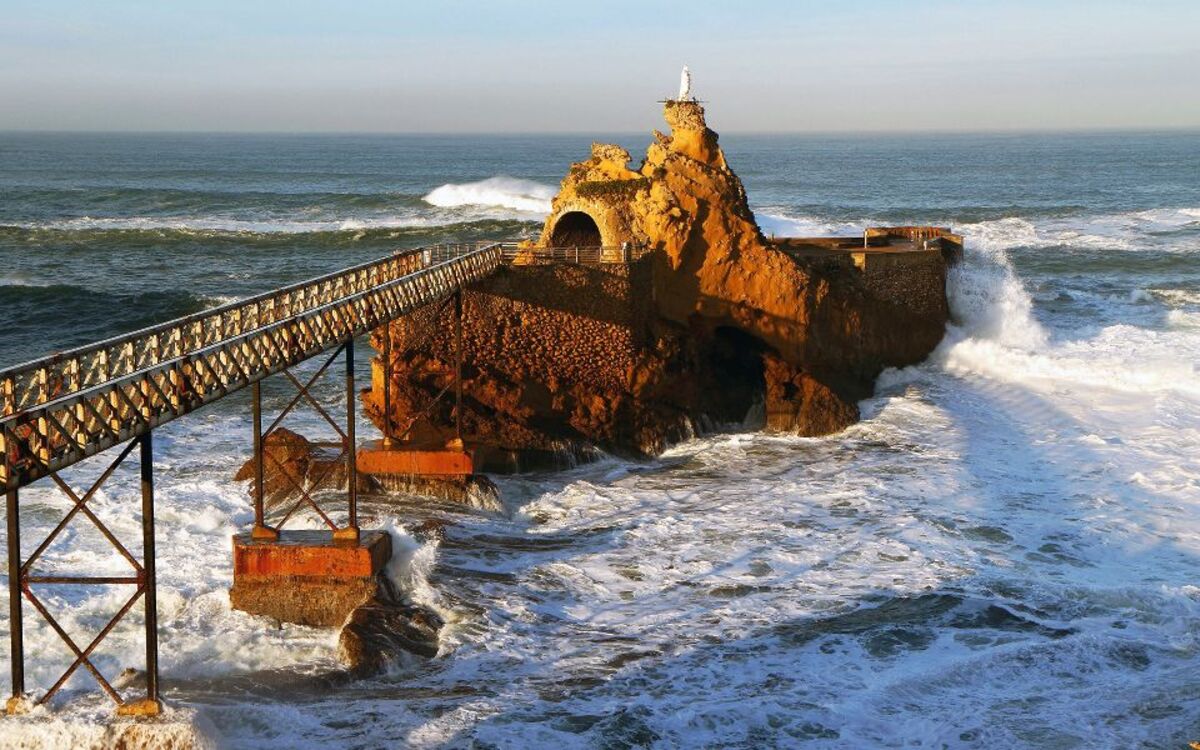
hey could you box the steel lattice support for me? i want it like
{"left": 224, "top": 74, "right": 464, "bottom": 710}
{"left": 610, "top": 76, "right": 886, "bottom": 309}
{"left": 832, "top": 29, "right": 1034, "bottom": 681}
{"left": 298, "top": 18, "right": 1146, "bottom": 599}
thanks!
{"left": 5, "top": 433, "right": 160, "bottom": 715}
{"left": 249, "top": 341, "right": 359, "bottom": 542}
{"left": 0, "top": 241, "right": 512, "bottom": 716}
{"left": 381, "top": 293, "right": 467, "bottom": 446}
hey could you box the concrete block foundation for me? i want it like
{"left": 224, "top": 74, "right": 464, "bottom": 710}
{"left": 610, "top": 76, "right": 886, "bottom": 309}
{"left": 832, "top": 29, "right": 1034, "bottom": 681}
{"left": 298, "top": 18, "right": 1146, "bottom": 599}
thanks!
{"left": 230, "top": 530, "right": 392, "bottom": 627}
{"left": 357, "top": 439, "right": 474, "bottom": 478}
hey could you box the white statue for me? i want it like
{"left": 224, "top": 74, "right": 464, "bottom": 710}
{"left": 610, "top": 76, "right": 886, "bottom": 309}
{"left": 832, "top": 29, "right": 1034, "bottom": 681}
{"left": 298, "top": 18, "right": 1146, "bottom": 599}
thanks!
{"left": 677, "top": 65, "right": 692, "bottom": 101}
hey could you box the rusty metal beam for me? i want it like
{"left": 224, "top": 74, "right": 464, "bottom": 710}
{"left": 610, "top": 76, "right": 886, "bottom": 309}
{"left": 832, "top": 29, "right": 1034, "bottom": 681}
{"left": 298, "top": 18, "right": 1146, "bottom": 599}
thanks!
{"left": 344, "top": 339, "right": 358, "bottom": 537}
{"left": 139, "top": 433, "right": 159, "bottom": 708}
{"left": 6, "top": 487, "right": 23, "bottom": 709}
{"left": 11, "top": 433, "right": 159, "bottom": 712}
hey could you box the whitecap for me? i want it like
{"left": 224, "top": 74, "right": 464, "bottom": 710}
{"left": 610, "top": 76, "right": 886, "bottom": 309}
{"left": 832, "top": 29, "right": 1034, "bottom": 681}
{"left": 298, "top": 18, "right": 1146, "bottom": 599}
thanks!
{"left": 422, "top": 176, "right": 556, "bottom": 215}
{"left": 754, "top": 212, "right": 864, "bottom": 238}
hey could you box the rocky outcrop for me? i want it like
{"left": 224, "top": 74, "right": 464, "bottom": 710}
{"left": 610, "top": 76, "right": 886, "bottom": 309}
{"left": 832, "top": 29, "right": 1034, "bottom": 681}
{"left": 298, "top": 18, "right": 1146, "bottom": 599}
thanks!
{"left": 233, "top": 428, "right": 379, "bottom": 508}
{"left": 337, "top": 576, "right": 443, "bottom": 675}
{"left": 368, "top": 100, "right": 953, "bottom": 462}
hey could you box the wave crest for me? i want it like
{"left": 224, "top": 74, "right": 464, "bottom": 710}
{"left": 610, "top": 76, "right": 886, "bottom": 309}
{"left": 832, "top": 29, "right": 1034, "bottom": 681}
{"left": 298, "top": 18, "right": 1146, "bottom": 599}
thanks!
{"left": 423, "top": 176, "right": 555, "bottom": 215}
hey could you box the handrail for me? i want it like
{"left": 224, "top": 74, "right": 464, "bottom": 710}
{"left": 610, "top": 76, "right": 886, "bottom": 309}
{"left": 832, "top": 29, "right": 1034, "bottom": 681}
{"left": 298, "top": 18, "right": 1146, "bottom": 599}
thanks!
{"left": 0, "top": 243, "right": 491, "bottom": 418}
{"left": 498, "top": 243, "right": 652, "bottom": 265}
{"left": 1, "top": 244, "right": 503, "bottom": 489}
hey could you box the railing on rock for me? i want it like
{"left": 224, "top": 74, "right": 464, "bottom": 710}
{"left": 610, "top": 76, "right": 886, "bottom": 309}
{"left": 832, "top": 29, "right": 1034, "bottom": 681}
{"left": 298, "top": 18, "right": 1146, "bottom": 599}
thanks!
{"left": 0, "top": 243, "right": 502, "bottom": 490}
{"left": 864, "top": 225, "right": 964, "bottom": 251}
{"left": 498, "top": 243, "right": 652, "bottom": 266}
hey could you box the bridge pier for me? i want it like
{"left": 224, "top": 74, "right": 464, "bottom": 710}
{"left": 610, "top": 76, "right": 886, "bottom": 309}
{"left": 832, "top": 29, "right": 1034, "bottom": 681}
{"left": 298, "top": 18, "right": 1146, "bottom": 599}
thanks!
{"left": 5, "top": 432, "right": 161, "bottom": 717}
{"left": 232, "top": 337, "right": 382, "bottom": 625}
{"left": 361, "top": 290, "right": 483, "bottom": 492}
{"left": 229, "top": 529, "right": 391, "bottom": 626}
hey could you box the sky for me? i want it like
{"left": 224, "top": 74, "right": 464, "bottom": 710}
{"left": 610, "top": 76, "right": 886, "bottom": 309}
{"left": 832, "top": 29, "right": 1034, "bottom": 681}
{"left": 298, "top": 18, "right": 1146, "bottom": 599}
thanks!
{"left": 1, "top": 0, "right": 1198, "bottom": 133}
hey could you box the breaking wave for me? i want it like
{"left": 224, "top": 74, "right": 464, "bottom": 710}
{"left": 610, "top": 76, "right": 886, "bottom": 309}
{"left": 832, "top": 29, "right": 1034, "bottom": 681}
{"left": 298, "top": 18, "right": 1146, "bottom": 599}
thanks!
{"left": 755, "top": 212, "right": 863, "bottom": 238}
{"left": 423, "top": 176, "right": 555, "bottom": 215}
{"left": 882, "top": 215, "right": 1200, "bottom": 401}
{"left": 758, "top": 206, "right": 1199, "bottom": 254}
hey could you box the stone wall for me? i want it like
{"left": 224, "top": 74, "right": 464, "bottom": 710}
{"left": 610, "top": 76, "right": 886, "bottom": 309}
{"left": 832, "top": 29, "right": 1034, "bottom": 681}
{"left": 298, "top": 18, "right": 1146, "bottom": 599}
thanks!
{"left": 854, "top": 250, "right": 951, "bottom": 322}
{"left": 365, "top": 261, "right": 680, "bottom": 465}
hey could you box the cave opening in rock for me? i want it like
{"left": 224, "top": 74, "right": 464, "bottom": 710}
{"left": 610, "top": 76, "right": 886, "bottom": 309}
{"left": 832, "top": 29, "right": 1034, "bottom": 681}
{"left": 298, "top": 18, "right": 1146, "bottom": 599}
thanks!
{"left": 550, "top": 211, "right": 602, "bottom": 247}
{"left": 705, "top": 326, "right": 768, "bottom": 428}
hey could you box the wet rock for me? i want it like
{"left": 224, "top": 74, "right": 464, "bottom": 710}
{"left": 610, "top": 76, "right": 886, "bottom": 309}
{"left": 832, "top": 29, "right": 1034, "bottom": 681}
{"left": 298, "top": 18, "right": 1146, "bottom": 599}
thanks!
{"left": 233, "top": 427, "right": 380, "bottom": 508}
{"left": 232, "top": 427, "right": 311, "bottom": 509}
{"left": 337, "top": 580, "right": 444, "bottom": 676}
{"left": 411, "top": 518, "right": 456, "bottom": 543}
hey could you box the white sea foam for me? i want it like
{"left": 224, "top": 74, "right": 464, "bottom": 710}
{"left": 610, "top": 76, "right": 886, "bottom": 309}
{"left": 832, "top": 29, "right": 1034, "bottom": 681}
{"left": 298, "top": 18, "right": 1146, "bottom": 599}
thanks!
{"left": 422, "top": 176, "right": 555, "bottom": 215}
{"left": 756, "top": 206, "right": 1199, "bottom": 254}
{"left": 956, "top": 206, "right": 1200, "bottom": 253}
{"left": 0, "top": 272, "right": 53, "bottom": 287}
{"left": 17, "top": 214, "right": 458, "bottom": 234}
{"left": 1168, "top": 309, "right": 1200, "bottom": 329}
{"left": 10, "top": 201, "right": 548, "bottom": 234}
{"left": 755, "top": 212, "right": 863, "bottom": 238}
{"left": 1152, "top": 288, "right": 1200, "bottom": 307}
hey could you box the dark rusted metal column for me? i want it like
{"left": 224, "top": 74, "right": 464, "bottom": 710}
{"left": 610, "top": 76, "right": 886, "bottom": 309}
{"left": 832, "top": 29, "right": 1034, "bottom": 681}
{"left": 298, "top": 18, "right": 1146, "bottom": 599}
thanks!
{"left": 345, "top": 338, "right": 358, "bottom": 533}
{"left": 139, "top": 433, "right": 160, "bottom": 705}
{"left": 6, "top": 487, "right": 24, "bottom": 710}
{"left": 454, "top": 291, "right": 463, "bottom": 443}
{"left": 250, "top": 380, "right": 276, "bottom": 541}
{"left": 252, "top": 381, "right": 264, "bottom": 527}
{"left": 382, "top": 325, "right": 393, "bottom": 448}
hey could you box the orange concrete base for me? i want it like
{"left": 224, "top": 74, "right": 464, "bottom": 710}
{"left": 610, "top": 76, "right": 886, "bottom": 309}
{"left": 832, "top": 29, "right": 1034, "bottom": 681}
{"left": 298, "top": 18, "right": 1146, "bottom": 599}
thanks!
{"left": 116, "top": 698, "right": 163, "bottom": 717}
{"left": 230, "top": 530, "right": 392, "bottom": 626}
{"left": 357, "top": 439, "right": 474, "bottom": 478}
{"left": 5, "top": 696, "right": 30, "bottom": 716}
{"left": 233, "top": 529, "right": 390, "bottom": 581}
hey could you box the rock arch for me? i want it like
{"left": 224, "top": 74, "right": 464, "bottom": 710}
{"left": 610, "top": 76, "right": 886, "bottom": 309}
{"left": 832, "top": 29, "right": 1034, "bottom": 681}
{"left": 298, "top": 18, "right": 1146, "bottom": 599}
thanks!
{"left": 549, "top": 211, "right": 602, "bottom": 247}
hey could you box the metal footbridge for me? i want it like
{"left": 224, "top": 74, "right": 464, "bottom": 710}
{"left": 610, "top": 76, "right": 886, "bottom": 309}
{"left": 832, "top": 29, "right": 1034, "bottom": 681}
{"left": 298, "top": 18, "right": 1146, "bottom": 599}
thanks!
{"left": 0, "top": 242, "right": 504, "bottom": 715}
{"left": 1, "top": 244, "right": 501, "bottom": 490}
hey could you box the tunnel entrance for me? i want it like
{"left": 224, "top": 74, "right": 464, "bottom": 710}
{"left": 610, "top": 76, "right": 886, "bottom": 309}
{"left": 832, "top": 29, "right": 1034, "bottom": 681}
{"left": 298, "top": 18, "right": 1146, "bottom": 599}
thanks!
{"left": 550, "top": 211, "right": 601, "bottom": 247}
{"left": 703, "top": 326, "right": 768, "bottom": 429}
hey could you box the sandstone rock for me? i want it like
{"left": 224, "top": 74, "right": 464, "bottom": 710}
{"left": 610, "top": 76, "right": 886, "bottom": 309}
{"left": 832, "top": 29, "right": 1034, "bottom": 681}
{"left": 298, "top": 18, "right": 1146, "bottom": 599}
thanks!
{"left": 367, "top": 101, "right": 954, "bottom": 462}
{"left": 232, "top": 427, "right": 311, "bottom": 509}
{"left": 233, "top": 427, "right": 380, "bottom": 509}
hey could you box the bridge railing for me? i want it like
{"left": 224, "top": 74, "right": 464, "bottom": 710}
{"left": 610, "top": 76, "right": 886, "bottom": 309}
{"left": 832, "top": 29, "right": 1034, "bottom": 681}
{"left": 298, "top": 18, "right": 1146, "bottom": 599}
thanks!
{"left": 0, "top": 243, "right": 491, "bottom": 419}
{"left": 0, "top": 244, "right": 502, "bottom": 490}
{"left": 498, "top": 243, "right": 652, "bottom": 265}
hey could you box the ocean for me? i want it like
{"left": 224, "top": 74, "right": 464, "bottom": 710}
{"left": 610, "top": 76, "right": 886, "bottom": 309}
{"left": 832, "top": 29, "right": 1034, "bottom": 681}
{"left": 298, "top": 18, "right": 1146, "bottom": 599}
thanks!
{"left": 0, "top": 129, "right": 1198, "bottom": 748}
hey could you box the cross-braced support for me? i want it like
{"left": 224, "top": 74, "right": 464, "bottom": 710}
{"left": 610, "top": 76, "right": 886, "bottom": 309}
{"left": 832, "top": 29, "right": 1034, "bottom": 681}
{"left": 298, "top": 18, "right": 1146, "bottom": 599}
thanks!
{"left": 379, "top": 292, "right": 466, "bottom": 447}
{"left": 249, "top": 340, "right": 359, "bottom": 543}
{"left": 5, "top": 432, "right": 160, "bottom": 715}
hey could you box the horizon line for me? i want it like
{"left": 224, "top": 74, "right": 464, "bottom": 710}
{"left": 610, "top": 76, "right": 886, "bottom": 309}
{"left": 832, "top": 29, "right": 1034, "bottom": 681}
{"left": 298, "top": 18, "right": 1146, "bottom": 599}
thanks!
{"left": 3, "top": 125, "right": 1199, "bottom": 138}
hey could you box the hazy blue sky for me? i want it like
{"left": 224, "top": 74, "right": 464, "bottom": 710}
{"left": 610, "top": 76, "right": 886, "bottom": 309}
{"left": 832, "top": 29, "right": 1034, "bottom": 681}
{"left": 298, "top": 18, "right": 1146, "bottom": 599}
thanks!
{"left": 2, "top": 1, "right": 1197, "bottom": 133}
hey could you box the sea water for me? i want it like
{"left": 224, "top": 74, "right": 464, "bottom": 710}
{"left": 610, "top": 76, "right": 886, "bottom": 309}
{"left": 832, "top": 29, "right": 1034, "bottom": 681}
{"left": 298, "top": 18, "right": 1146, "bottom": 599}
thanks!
{"left": 0, "top": 130, "right": 1198, "bottom": 748}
